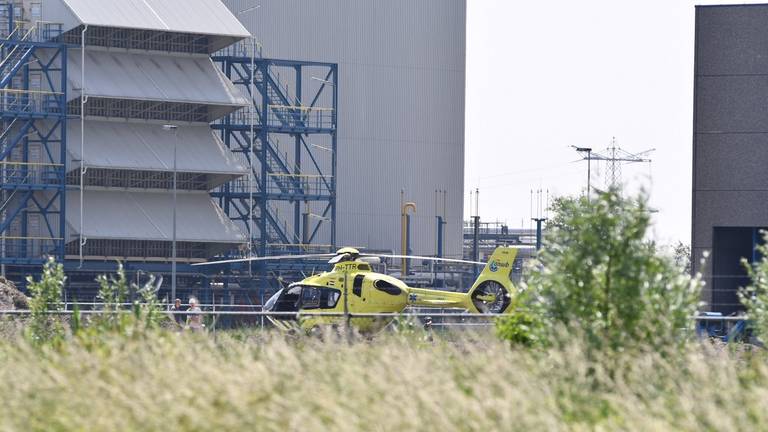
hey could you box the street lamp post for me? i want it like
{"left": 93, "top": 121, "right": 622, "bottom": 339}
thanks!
{"left": 249, "top": 35, "right": 255, "bottom": 276}
{"left": 573, "top": 146, "right": 593, "bottom": 202}
{"left": 163, "top": 124, "right": 178, "bottom": 303}
{"left": 237, "top": 4, "right": 261, "bottom": 275}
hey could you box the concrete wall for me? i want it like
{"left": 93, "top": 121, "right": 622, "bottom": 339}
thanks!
{"left": 693, "top": 4, "right": 768, "bottom": 310}
{"left": 223, "top": 0, "right": 466, "bottom": 258}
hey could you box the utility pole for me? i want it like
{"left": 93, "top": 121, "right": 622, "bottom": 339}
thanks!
{"left": 532, "top": 218, "right": 546, "bottom": 250}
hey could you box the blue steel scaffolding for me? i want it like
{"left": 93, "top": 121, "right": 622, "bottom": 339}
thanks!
{"left": 0, "top": 6, "right": 66, "bottom": 275}
{"left": 0, "top": 14, "right": 338, "bottom": 307}
{"left": 210, "top": 43, "right": 338, "bottom": 298}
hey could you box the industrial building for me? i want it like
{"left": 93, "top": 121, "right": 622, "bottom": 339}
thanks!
{"left": 692, "top": 4, "right": 768, "bottom": 313}
{"left": 0, "top": 0, "right": 339, "bottom": 302}
{"left": 0, "top": 0, "right": 465, "bottom": 302}
{"left": 223, "top": 0, "right": 467, "bottom": 259}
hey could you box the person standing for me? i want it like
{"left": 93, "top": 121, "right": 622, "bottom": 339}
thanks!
{"left": 186, "top": 297, "right": 204, "bottom": 332}
{"left": 423, "top": 316, "right": 434, "bottom": 343}
{"left": 170, "top": 298, "right": 185, "bottom": 329}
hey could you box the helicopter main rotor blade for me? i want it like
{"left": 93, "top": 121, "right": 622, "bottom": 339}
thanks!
{"left": 361, "top": 254, "right": 486, "bottom": 266}
{"left": 192, "top": 253, "right": 336, "bottom": 266}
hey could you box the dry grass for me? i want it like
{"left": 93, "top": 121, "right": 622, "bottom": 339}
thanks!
{"left": 0, "top": 328, "right": 766, "bottom": 431}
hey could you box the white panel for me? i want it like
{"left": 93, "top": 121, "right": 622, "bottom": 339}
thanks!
{"left": 65, "top": 120, "right": 247, "bottom": 176}
{"left": 63, "top": 49, "right": 249, "bottom": 108}
{"left": 41, "top": 0, "right": 80, "bottom": 32}
{"left": 57, "top": 0, "right": 250, "bottom": 38}
{"left": 65, "top": 190, "right": 245, "bottom": 243}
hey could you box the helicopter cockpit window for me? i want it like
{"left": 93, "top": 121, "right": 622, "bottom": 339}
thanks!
{"left": 299, "top": 286, "right": 341, "bottom": 310}
{"left": 301, "top": 287, "right": 321, "bottom": 309}
{"left": 321, "top": 289, "right": 341, "bottom": 308}
{"left": 373, "top": 279, "right": 402, "bottom": 296}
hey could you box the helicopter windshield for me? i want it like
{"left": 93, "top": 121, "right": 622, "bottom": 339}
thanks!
{"left": 263, "top": 286, "right": 302, "bottom": 313}
{"left": 264, "top": 285, "right": 341, "bottom": 313}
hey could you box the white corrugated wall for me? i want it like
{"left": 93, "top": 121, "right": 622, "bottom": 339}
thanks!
{"left": 223, "top": 0, "right": 466, "bottom": 258}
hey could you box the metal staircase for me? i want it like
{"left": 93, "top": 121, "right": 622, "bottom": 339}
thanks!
{"left": 0, "top": 4, "right": 67, "bottom": 273}
{"left": 211, "top": 44, "right": 338, "bottom": 288}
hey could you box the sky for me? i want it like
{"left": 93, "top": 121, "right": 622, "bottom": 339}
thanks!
{"left": 465, "top": 0, "right": 766, "bottom": 245}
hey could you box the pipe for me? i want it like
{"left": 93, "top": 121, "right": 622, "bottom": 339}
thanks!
{"left": 78, "top": 24, "right": 87, "bottom": 268}
{"left": 401, "top": 200, "right": 416, "bottom": 275}
{"left": 248, "top": 36, "right": 255, "bottom": 276}
{"left": 172, "top": 128, "right": 177, "bottom": 303}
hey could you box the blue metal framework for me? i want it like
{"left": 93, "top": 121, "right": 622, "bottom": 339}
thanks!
{"left": 0, "top": 5, "right": 67, "bottom": 271}
{"left": 0, "top": 18, "right": 338, "bottom": 308}
{"left": 212, "top": 46, "right": 338, "bottom": 267}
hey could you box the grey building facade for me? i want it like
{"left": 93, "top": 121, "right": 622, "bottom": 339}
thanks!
{"left": 222, "top": 0, "right": 467, "bottom": 258}
{"left": 693, "top": 4, "right": 768, "bottom": 313}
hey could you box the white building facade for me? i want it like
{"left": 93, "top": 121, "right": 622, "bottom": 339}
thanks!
{"left": 223, "top": 0, "right": 467, "bottom": 257}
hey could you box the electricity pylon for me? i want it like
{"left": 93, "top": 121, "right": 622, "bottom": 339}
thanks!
{"left": 576, "top": 137, "right": 654, "bottom": 191}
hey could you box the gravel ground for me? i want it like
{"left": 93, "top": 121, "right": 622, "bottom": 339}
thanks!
{"left": 0, "top": 277, "right": 27, "bottom": 310}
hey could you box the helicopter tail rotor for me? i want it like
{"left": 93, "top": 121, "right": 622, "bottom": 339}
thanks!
{"left": 467, "top": 247, "right": 518, "bottom": 314}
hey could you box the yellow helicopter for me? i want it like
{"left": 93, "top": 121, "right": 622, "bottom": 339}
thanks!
{"left": 194, "top": 246, "right": 519, "bottom": 332}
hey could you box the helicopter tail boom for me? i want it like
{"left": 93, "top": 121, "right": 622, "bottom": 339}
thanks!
{"left": 406, "top": 288, "right": 470, "bottom": 309}
{"left": 405, "top": 247, "right": 519, "bottom": 313}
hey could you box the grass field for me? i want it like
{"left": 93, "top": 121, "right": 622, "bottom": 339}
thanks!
{"left": 0, "top": 324, "right": 766, "bottom": 432}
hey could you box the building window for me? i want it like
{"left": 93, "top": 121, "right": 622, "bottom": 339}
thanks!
{"left": 28, "top": 144, "right": 41, "bottom": 163}
{"left": 29, "top": 72, "right": 41, "bottom": 90}
{"left": 27, "top": 214, "right": 40, "bottom": 237}
{"left": 30, "top": 3, "right": 42, "bottom": 21}
{"left": 711, "top": 227, "right": 765, "bottom": 314}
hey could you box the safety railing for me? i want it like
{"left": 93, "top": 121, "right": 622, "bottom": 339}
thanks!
{"left": 0, "top": 236, "right": 60, "bottom": 259}
{"left": 0, "top": 161, "right": 64, "bottom": 187}
{"left": 224, "top": 172, "right": 332, "bottom": 197}
{"left": 267, "top": 105, "right": 334, "bottom": 130}
{"left": 0, "top": 309, "right": 749, "bottom": 323}
{"left": 216, "top": 101, "right": 334, "bottom": 131}
{"left": 0, "top": 20, "right": 62, "bottom": 42}
{"left": 214, "top": 106, "right": 262, "bottom": 127}
{"left": 267, "top": 173, "right": 332, "bottom": 196}
{"left": 0, "top": 89, "right": 65, "bottom": 115}
{"left": 265, "top": 243, "right": 334, "bottom": 254}
{"left": 213, "top": 38, "right": 263, "bottom": 59}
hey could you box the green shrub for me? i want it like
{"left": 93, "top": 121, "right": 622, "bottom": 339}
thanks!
{"left": 495, "top": 295, "right": 543, "bottom": 347}
{"left": 25, "top": 257, "right": 66, "bottom": 346}
{"left": 740, "top": 233, "right": 768, "bottom": 340}
{"left": 83, "top": 264, "right": 163, "bottom": 338}
{"left": 498, "top": 190, "right": 703, "bottom": 353}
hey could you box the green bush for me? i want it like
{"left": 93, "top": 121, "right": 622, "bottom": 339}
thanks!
{"left": 740, "top": 233, "right": 768, "bottom": 340}
{"left": 498, "top": 190, "right": 703, "bottom": 353}
{"left": 25, "top": 261, "right": 164, "bottom": 346}
{"left": 495, "top": 295, "right": 543, "bottom": 347}
{"left": 83, "top": 264, "right": 163, "bottom": 339}
{"left": 25, "top": 257, "right": 66, "bottom": 346}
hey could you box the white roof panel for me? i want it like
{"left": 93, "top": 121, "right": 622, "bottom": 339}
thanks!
{"left": 65, "top": 190, "right": 245, "bottom": 243}
{"left": 59, "top": 0, "right": 250, "bottom": 38}
{"left": 64, "top": 49, "right": 249, "bottom": 108}
{"left": 66, "top": 120, "right": 247, "bottom": 177}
